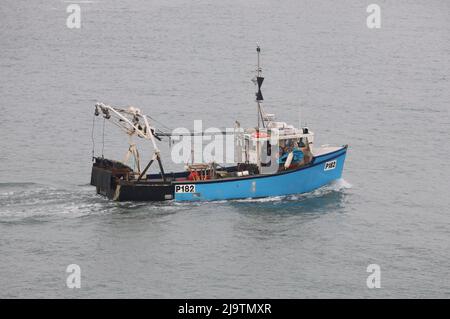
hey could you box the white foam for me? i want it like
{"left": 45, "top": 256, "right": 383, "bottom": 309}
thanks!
{"left": 232, "top": 196, "right": 284, "bottom": 203}
{"left": 330, "top": 178, "right": 352, "bottom": 191}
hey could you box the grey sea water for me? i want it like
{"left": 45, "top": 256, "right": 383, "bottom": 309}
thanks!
{"left": 0, "top": 0, "right": 449, "bottom": 298}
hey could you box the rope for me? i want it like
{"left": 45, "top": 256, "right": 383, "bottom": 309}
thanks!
{"left": 102, "top": 117, "right": 105, "bottom": 157}
{"left": 91, "top": 113, "right": 96, "bottom": 161}
{"left": 147, "top": 114, "right": 172, "bottom": 132}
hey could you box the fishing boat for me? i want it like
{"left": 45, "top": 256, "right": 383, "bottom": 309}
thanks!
{"left": 90, "top": 46, "right": 348, "bottom": 201}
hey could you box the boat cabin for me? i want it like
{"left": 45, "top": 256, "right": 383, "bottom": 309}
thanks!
{"left": 234, "top": 120, "right": 314, "bottom": 174}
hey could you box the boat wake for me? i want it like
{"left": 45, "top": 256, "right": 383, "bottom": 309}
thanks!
{"left": 0, "top": 178, "right": 352, "bottom": 222}
{"left": 317, "top": 178, "right": 352, "bottom": 193}
{"left": 229, "top": 178, "right": 352, "bottom": 203}
{"left": 0, "top": 182, "right": 112, "bottom": 222}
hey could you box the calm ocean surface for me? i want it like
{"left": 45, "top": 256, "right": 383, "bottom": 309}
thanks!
{"left": 0, "top": 0, "right": 449, "bottom": 298}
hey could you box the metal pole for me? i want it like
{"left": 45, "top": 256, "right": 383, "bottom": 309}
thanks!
{"left": 256, "top": 46, "right": 261, "bottom": 172}
{"left": 257, "top": 45, "right": 261, "bottom": 129}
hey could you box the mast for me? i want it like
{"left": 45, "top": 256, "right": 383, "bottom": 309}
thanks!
{"left": 255, "top": 45, "right": 264, "bottom": 128}
{"left": 254, "top": 45, "right": 264, "bottom": 172}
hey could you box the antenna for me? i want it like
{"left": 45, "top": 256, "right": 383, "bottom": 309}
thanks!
{"left": 255, "top": 45, "right": 264, "bottom": 128}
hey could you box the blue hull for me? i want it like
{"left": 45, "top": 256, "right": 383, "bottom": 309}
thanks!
{"left": 174, "top": 146, "right": 348, "bottom": 201}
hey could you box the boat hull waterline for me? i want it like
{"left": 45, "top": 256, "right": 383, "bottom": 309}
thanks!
{"left": 91, "top": 146, "right": 347, "bottom": 202}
